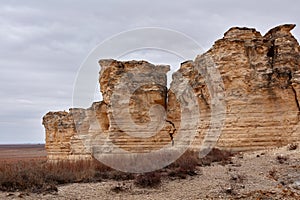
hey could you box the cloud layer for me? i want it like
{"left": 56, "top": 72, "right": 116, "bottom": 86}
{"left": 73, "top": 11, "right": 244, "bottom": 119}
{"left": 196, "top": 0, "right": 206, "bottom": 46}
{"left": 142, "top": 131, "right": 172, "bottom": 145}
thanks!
{"left": 0, "top": 0, "right": 299, "bottom": 143}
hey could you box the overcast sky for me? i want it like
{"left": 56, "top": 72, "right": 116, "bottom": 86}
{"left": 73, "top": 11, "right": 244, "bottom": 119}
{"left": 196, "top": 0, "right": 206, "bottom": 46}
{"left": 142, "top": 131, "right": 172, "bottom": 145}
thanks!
{"left": 0, "top": 0, "right": 299, "bottom": 144}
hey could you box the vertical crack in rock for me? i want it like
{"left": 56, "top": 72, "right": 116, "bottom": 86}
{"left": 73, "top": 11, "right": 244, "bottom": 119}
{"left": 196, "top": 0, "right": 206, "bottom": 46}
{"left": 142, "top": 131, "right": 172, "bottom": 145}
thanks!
{"left": 166, "top": 119, "right": 176, "bottom": 146}
{"left": 291, "top": 85, "right": 300, "bottom": 113}
{"left": 267, "top": 40, "right": 276, "bottom": 69}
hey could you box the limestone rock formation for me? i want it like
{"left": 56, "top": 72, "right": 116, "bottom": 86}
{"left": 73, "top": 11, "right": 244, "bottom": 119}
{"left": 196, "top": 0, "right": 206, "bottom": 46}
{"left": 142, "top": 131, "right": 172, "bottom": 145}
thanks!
{"left": 171, "top": 24, "right": 300, "bottom": 151}
{"left": 43, "top": 60, "right": 174, "bottom": 160}
{"left": 97, "top": 59, "right": 173, "bottom": 153}
{"left": 43, "top": 24, "right": 300, "bottom": 161}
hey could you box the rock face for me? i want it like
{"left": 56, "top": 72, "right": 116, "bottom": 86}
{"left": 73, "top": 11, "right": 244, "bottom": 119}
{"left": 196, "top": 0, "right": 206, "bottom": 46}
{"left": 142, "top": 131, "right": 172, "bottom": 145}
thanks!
{"left": 43, "top": 60, "right": 174, "bottom": 160}
{"left": 43, "top": 24, "right": 300, "bottom": 160}
{"left": 171, "top": 24, "right": 300, "bottom": 151}
{"left": 98, "top": 60, "right": 173, "bottom": 153}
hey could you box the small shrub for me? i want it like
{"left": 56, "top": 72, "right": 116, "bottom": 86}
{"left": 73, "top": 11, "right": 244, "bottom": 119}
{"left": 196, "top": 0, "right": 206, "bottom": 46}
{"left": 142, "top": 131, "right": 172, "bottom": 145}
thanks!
{"left": 110, "top": 183, "right": 128, "bottom": 193}
{"left": 199, "top": 148, "right": 234, "bottom": 166}
{"left": 276, "top": 155, "right": 288, "bottom": 164}
{"left": 171, "top": 150, "right": 199, "bottom": 172}
{"left": 107, "top": 171, "right": 135, "bottom": 181}
{"left": 167, "top": 148, "right": 233, "bottom": 178}
{"left": 111, "top": 185, "right": 125, "bottom": 193}
{"left": 167, "top": 150, "right": 199, "bottom": 178}
{"left": 134, "top": 172, "right": 161, "bottom": 188}
{"left": 230, "top": 173, "right": 245, "bottom": 183}
{"left": 287, "top": 143, "right": 298, "bottom": 151}
{"left": 268, "top": 168, "right": 278, "bottom": 180}
{"left": 224, "top": 187, "right": 233, "bottom": 195}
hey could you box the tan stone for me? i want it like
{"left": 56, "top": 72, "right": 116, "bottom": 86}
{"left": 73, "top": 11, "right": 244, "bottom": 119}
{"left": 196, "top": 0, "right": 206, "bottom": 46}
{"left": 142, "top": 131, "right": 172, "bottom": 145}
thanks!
{"left": 98, "top": 59, "right": 172, "bottom": 153}
{"left": 43, "top": 24, "right": 300, "bottom": 161}
{"left": 43, "top": 60, "right": 174, "bottom": 160}
{"left": 171, "top": 24, "right": 300, "bottom": 151}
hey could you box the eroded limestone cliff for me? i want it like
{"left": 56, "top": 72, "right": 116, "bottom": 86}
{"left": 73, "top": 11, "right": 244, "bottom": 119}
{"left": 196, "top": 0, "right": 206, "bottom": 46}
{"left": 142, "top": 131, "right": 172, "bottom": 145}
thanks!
{"left": 43, "top": 24, "right": 300, "bottom": 160}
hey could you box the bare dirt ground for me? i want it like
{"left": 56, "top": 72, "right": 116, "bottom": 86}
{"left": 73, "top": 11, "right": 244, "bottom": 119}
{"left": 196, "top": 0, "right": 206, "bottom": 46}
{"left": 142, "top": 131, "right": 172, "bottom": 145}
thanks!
{"left": 0, "top": 145, "right": 299, "bottom": 199}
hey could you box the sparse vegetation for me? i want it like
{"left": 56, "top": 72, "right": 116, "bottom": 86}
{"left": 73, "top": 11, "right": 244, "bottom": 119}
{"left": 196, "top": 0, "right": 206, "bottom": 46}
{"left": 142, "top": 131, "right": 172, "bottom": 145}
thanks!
{"left": 166, "top": 148, "right": 234, "bottom": 179}
{"left": 0, "top": 159, "right": 112, "bottom": 193}
{"left": 287, "top": 143, "right": 298, "bottom": 151}
{"left": 1, "top": 146, "right": 300, "bottom": 199}
{"left": 276, "top": 154, "right": 288, "bottom": 164}
{"left": 106, "top": 170, "right": 135, "bottom": 181}
{"left": 230, "top": 173, "right": 246, "bottom": 183}
{"left": 110, "top": 183, "right": 129, "bottom": 193}
{"left": 199, "top": 148, "right": 234, "bottom": 166}
{"left": 167, "top": 150, "right": 200, "bottom": 179}
{"left": 0, "top": 148, "right": 234, "bottom": 193}
{"left": 134, "top": 172, "right": 161, "bottom": 188}
{"left": 268, "top": 168, "right": 278, "bottom": 180}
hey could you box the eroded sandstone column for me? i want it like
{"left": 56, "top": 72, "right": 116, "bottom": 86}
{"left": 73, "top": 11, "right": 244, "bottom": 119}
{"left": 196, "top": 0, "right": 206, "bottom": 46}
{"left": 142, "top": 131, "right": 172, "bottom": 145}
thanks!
{"left": 98, "top": 59, "right": 173, "bottom": 153}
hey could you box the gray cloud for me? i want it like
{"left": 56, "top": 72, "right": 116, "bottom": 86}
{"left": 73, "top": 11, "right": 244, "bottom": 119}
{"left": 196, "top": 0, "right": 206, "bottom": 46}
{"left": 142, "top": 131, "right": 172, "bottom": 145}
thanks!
{"left": 0, "top": 0, "right": 299, "bottom": 143}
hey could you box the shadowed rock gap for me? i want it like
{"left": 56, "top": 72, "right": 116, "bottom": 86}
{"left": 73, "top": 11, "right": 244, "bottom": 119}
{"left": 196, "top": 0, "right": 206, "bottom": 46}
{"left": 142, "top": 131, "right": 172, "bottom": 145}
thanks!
{"left": 291, "top": 85, "right": 300, "bottom": 113}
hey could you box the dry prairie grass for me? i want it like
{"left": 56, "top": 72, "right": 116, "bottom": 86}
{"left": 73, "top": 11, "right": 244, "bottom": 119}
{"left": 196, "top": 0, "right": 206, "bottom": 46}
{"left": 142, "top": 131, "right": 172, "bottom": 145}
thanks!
{"left": 0, "top": 148, "right": 233, "bottom": 193}
{"left": 0, "top": 159, "right": 117, "bottom": 193}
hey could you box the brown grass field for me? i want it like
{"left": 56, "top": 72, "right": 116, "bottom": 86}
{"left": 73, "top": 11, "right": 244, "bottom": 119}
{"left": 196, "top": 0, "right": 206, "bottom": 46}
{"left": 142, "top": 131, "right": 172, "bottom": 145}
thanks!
{"left": 0, "top": 144, "right": 47, "bottom": 162}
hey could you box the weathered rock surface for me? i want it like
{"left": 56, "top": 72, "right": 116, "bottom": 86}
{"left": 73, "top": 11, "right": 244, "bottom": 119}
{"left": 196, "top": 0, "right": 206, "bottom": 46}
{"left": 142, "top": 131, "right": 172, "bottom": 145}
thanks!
{"left": 43, "top": 60, "right": 174, "bottom": 160}
{"left": 43, "top": 24, "right": 300, "bottom": 161}
{"left": 97, "top": 59, "right": 173, "bottom": 153}
{"left": 199, "top": 24, "right": 300, "bottom": 151}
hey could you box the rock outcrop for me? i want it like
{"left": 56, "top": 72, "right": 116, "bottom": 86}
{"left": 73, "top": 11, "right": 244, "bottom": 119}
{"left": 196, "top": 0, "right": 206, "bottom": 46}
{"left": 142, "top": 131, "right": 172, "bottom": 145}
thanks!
{"left": 43, "top": 24, "right": 300, "bottom": 161}
{"left": 97, "top": 60, "right": 173, "bottom": 153}
{"left": 43, "top": 60, "right": 175, "bottom": 160}
{"left": 172, "top": 24, "right": 300, "bottom": 151}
